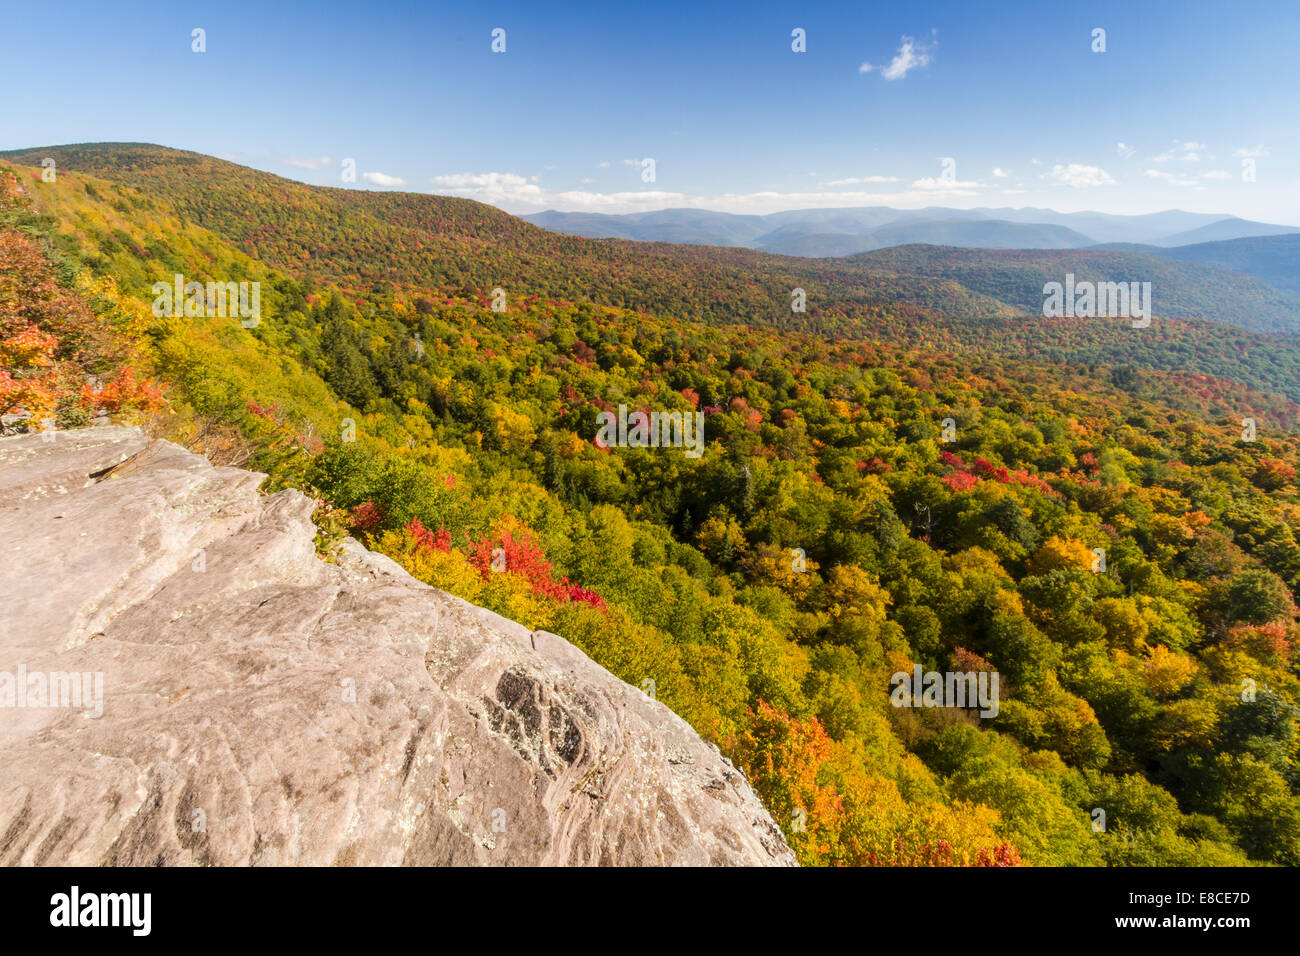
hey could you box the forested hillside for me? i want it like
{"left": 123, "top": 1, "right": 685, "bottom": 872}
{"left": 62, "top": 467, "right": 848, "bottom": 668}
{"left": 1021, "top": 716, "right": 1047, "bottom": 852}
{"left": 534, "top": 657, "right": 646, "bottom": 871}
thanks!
{"left": 7, "top": 144, "right": 1300, "bottom": 409}
{"left": 4, "top": 149, "right": 1300, "bottom": 867}
{"left": 853, "top": 244, "right": 1300, "bottom": 337}
{"left": 1155, "top": 234, "right": 1300, "bottom": 298}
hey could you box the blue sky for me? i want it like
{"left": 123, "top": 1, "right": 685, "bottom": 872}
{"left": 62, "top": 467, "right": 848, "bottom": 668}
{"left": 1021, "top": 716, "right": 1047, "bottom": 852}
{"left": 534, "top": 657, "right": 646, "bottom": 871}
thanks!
{"left": 2, "top": 0, "right": 1296, "bottom": 221}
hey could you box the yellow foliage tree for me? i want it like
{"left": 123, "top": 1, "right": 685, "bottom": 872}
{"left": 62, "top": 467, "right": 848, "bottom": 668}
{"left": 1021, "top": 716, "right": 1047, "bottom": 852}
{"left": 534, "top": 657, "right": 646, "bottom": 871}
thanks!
{"left": 1028, "top": 535, "right": 1096, "bottom": 575}
{"left": 817, "top": 564, "right": 892, "bottom": 624}
{"left": 1141, "top": 644, "right": 1198, "bottom": 699}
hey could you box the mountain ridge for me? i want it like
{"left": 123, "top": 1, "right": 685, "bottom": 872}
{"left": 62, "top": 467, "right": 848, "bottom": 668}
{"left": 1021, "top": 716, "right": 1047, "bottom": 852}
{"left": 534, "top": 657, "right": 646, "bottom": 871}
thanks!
{"left": 523, "top": 204, "right": 1299, "bottom": 254}
{"left": 1091, "top": 234, "right": 1300, "bottom": 298}
{"left": 6, "top": 142, "right": 1300, "bottom": 407}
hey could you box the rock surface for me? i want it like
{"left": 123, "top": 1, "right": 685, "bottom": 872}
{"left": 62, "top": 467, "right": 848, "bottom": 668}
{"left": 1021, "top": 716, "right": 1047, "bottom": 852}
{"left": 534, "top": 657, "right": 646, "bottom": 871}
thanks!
{"left": 0, "top": 427, "right": 795, "bottom": 866}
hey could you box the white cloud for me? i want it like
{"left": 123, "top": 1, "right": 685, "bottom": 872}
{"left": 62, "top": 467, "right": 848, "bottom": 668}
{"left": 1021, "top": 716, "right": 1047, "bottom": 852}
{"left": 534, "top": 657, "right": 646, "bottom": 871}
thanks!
{"left": 551, "top": 189, "right": 683, "bottom": 208}
{"left": 361, "top": 171, "right": 407, "bottom": 187}
{"left": 431, "top": 171, "right": 611, "bottom": 208}
{"left": 1116, "top": 142, "right": 1136, "bottom": 159}
{"left": 910, "top": 176, "right": 984, "bottom": 192}
{"left": 285, "top": 156, "right": 333, "bottom": 170}
{"left": 1152, "top": 140, "right": 1205, "bottom": 162}
{"left": 860, "top": 35, "right": 935, "bottom": 80}
{"left": 424, "top": 170, "right": 998, "bottom": 214}
{"left": 826, "top": 175, "right": 900, "bottom": 185}
{"left": 1234, "top": 145, "right": 1269, "bottom": 158}
{"left": 597, "top": 161, "right": 611, "bottom": 168}
{"left": 1048, "top": 163, "right": 1115, "bottom": 187}
{"left": 1144, "top": 169, "right": 1197, "bottom": 187}
{"left": 579, "top": 177, "right": 595, "bottom": 184}
{"left": 431, "top": 172, "right": 535, "bottom": 189}
{"left": 992, "top": 167, "right": 1009, "bottom": 178}
{"left": 1201, "top": 170, "right": 1233, "bottom": 180}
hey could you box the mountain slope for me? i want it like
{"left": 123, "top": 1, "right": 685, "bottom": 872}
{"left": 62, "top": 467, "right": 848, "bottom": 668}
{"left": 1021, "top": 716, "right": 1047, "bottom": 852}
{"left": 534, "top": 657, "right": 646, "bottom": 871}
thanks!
{"left": 1155, "top": 217, "right": 1300, "bottom": 247}
{"left": 755, "top": 218, "right": 1094, "bottom": 256}
{"left": 1124, "top": 234, "right": 1300, "bottom": 298}
{"left": 853, "top": 243, "right": 1300, "bottom": 336}
{"left": 526, "top": 208, "right": 769, "bottom": 245}
{"left": 6, "top": 143, "right": 1300, "bottom": 408}
{"left": 0, "top": 143, "right": 1021, "bottom": 330}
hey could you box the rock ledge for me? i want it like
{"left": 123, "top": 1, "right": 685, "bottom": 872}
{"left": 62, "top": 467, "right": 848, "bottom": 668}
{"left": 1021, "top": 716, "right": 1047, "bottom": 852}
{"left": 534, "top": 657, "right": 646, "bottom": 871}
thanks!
{"left": 0, "top": 427, "right": 795, "bottom": 866}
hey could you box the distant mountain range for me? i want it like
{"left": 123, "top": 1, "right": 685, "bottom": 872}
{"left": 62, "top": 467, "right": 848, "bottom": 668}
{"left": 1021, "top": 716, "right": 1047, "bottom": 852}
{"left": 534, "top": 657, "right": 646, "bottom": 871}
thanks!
{"left": 524, "top": 205, "right": 1300, "bottom": 257}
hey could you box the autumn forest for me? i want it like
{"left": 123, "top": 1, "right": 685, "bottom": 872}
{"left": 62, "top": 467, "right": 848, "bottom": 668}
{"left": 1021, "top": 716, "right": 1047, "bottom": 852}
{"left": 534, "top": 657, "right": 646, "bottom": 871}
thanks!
{"left": 3, "top": 144, "right": 1299, "bottom": 867}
